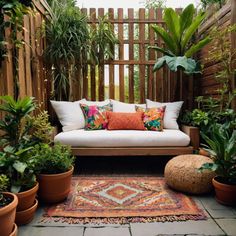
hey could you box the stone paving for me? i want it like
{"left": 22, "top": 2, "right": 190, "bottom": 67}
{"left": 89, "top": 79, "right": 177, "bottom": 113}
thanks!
{"left": 18, "top": 157, "right": 236, "bottom": 236}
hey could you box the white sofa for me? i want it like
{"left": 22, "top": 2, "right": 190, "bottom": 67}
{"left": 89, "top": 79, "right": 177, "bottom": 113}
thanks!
{"left": 51, "top": 99, "right": 199, "bottom": 156}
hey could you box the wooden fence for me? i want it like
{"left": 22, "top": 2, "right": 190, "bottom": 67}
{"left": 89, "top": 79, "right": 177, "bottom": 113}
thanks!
{"left": 197, "top": 0, "right": 236, "bottom": 109}
{"left": 72, "top": 8, "right": 195, "bottom": 108}
{"left": 0, "top": 0, "right": 51, "bottom": 112}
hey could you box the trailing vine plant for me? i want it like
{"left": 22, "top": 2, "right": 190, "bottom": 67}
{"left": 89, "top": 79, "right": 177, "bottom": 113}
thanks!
{"left": 0, "top": 0, "right": 33, "bottom": 97}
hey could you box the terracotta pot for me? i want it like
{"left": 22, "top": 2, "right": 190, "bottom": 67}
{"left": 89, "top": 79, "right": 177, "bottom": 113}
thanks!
{"left": 16, "top": 182, "right": 39, "bottom": 211}
{"left": 38, "top": 166, "right": 74, "bottom": 203}
{"left": 9, "top": 223, "right": 17, "bottom": 236}
{"left": 199, "top": 148, "right": 210, "bottom": 157}
{"left": 212, "top": 176, "right": 236, "bottom": 206}
{"left": 0, "top": 192, "right": 18, "bottom": 236}
{"left": 15, "top": 199, "right": 38, "bottom": 225}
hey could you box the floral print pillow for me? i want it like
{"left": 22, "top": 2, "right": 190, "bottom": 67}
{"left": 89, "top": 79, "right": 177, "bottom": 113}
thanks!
{"left": 136, "top": 106, "right": 166, "bottom": 131}
{"left": 80, "top": 103, "right": 113, "bottom": 130}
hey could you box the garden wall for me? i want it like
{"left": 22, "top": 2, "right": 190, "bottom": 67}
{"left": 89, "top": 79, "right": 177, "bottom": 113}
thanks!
{"left": 0, "top": 0, "right": 51, "bottom": 112}
{"left": 197, "top": 0, "right": 236, "bottom": 110}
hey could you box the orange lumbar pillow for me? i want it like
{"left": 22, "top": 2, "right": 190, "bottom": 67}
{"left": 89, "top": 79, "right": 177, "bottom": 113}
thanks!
{"left": 106, "top": 111, "right": 145, "bottom": 130}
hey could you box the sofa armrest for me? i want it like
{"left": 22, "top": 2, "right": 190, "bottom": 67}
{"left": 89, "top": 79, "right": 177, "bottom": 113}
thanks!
{"left": 181, "top": 125, "right": 199, "bottom": 150}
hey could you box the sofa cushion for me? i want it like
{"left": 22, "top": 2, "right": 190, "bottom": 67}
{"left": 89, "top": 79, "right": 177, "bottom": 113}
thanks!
{"left": 136, "top": 106, "right": 166, "bottom": 131}
{"left": 146, "top": 99, "right": 183, "bottom": 130}
{"left": 80, "top": 103, "right": 112, "bottom": 130}
{"left": 54, "top": 129, "right": 190, "bottom": 147}
{"left": 111, "top": 100, "right": 146, "bottom": 112}
{"left": 107, "top": 111, "right": 145, "bottom": 130}
{"left": 82, "top": 99, "right": 110, "bottom": 106}
{"left": 50, "top": 99, "right": 86, "bottom": 132}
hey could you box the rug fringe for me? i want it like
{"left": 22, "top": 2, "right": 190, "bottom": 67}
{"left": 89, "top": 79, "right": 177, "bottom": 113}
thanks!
{"left": 39, "top": 214, "right": 207, "bottom": 225}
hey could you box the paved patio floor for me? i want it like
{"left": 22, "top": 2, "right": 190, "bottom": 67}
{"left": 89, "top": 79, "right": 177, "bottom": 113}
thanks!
{"left": 19, "top": 157, "right": 236, "bottom": 236}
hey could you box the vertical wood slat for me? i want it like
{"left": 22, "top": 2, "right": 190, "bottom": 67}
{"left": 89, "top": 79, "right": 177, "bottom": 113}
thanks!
{"left": 139, "top": 8, "right": 146, "bottom": 104}
{"left": 24, "top": 15, "right": 33, "bottom": 97}
{"left": 231, "top": 0, "right": 236, "bottom": 110}
{"left": 148, "top": 8, "right": 155, "bottom": 101}
{"left": 128, "top": 8, "right": 134, "bottom": 103}
{"left": 90, "top": 8, "right": 96, "bottom": 101}
{"left": 108, "top": 8, "right": 115, "bottom": 100}
{"left": 98, "top": 8, "right": 105, "bottom": 101}
{"left": 17, "top": 30, "right": 26, "bottom": 98}
{"left": 81, "top": 8, "right": 88, "bottom": 100}
{"left": 118, "top": 8, "right": 125, "bottom": 102}
{"left": 156, "top": 8, "right": 163, "bottom": 102}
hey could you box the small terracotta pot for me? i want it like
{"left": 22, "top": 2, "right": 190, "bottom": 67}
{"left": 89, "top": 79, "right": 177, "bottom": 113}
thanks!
{"left": 199, "top": 148, "right": 210, "bottom": 157}
{"left": 9, "top": 223, "right": 17, "bottom": 236}
{"left": 16, "top": 182, "right": 39, "bottom": 211}
{"left": 38, "top": 166, "right": 74, "bottom": 203}
{"left": 15, "top": 199, "right": 38, "bottom": 225}
{"left": 0, "top": 192, "right": 18, "bottom": 236}
{"left": 212, "top": 176, "right": 236, "bottom": 206}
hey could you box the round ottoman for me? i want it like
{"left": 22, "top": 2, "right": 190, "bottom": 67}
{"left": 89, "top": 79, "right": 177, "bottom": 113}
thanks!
{"left": 164, "top": 154, "right": 215, "bottom": 194}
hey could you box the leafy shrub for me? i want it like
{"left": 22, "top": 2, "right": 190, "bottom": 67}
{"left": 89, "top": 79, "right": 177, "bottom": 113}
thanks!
{"left": 0, "top": 174, "right": 10, "bottom": 207}
{"left": 32, "top": 143, "right": 75, "bottom": 175}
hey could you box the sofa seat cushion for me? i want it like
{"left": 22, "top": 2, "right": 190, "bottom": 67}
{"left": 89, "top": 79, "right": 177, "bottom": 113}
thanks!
{"left": 54, "top": 129, "right": 190, "bottom": 147}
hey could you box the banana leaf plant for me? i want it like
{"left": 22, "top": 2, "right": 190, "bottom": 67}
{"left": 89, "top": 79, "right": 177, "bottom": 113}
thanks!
{"left": 150, "top": 4, "right": 211, "bottom": 75}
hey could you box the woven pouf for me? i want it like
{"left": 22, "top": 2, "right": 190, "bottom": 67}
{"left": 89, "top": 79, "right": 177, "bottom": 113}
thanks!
{"left": 164, "top": 154, "right": 215, "bottom": 194}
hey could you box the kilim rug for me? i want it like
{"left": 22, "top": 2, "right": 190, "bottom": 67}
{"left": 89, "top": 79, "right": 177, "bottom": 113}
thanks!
{"left": 42, "top": 176, "right": 206, "bottom": 224}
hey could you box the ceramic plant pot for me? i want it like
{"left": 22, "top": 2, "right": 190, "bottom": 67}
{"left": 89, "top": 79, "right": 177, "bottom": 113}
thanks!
{"left": 16, "top": 182, "right": 39, "bottom": 211}
{"left": 212, "top": 176, "right": 236, "bottom": 206}
{"left": 38, "top": 166, "right": 74, "bottom": 203}
{"left": 0, "top": 192, "right": 18, "bottom": 236}
{"left": 9, "top": 223, "right": 17, "bottom": 236}
{"left": 198, "top": 148, "right": 210, "bottom": 157}
{"left": 15, "top": 199, "right": 38, "bottom": 225}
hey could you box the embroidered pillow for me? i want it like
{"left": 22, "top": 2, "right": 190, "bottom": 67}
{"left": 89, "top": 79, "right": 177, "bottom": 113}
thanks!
{"left": 80, "top": 104, "right": 112, "bottom": 130}
{"left": 136, "top": 106, "right": 166, "bottom": 131}
{"left": 106, "top": 111, "right": 145, "bottom": 130}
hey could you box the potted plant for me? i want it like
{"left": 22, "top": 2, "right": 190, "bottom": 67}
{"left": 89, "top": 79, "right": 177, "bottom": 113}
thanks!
{"left": 0, "top": 96, "right": 53, "bottom": 224}
{"left": 32, "top": 143, "right": 75, "bottom": 203}
{"left": 199, "top": 123, "right": 236, "bottom": 205}
{"left": 0, "top": 174, "right": 18, "bottom": 236}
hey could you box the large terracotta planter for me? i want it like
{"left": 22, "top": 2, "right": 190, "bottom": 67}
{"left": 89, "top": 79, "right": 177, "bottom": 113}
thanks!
{"left": 38, "top": 166, "right": 74, "bottom": 203}
{"left": 212, "top": 176, "right": 236, "bottom": 206}
{"left": 9, "top": 224, "right": 17, "bottom": 236}
{"left": 15, "top": 199, "right": 38, "bottom": 225}
{"left": 0, "top": 192, "right": 18, "bottom": 236}
{"left": 16, "top": 182, "right": 39, "bottom": 211}
{"left": 199, "top": 148, "right": 210, "bottom": 157}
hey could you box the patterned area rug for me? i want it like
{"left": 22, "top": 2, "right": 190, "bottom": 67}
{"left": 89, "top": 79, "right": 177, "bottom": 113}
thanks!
{"left": 42, "top": 176, "right": 206, "bottom": 224}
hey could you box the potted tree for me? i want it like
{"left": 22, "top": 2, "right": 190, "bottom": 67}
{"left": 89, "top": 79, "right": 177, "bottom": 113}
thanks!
{"left": 199, "top": 123, "right": 236, "bottom": 205}
{"left": 0, "top": 174, "right": 18, "bottom": 236}
{"left": 32, "top": 143, "right": 75, "bottom": 203}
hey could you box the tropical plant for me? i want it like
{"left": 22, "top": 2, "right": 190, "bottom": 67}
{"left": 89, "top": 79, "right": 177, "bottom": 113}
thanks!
{"left": 32, "top": 143, "right": 75, "bottom": 175}
{"left": 0, "top": 146, "right": 36, "bottom": 193}
{"left": 0, "top": 174, "right": 10, "bottom": 207}
{"left": 150, "top": 4, "right": 211, "bottom": 75}
{"left": 44, "top": 0, "right": 90, "bottom": 101}
{"left": 199, "top": 124, "right": 236, "bottom": 185}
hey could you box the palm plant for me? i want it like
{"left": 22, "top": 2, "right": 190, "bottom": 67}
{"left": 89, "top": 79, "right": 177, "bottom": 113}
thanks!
{"left": 44, "top": 0, "right": 89, "bottom": 101}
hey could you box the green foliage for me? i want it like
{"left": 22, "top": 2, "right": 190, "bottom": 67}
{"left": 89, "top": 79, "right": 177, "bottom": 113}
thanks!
{"left": 32, "top": 143, "right": 75, "bottom": 175}
{"left": 0, "top": 146, "right": 36, "bottom": 193}
{"left": 90, "top": 15, "right": 118, "bottom": 65}
{"left": 0, "top": 174, "right": 10, "bottom": 207}
{"left": 199, "top": 124, "right": 236, "bottom": 184}
{"left": 201, "top": 0, "right": 225, "bottom": 9}
{"left": 44, "top": 1, "right": 89, "bottom": 101}
{"left": 142, "top": 0, "right": 166, "bottom": 8}
{"left": 150, "top": 4, "right": 211, "bottom": 74}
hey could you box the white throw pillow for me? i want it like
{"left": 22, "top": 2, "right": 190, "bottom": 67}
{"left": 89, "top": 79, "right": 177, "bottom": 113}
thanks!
{"left": 111, "top": 100, "right": 146, "bottom": 112}
{"left": 82, "top": 99, "right": 110, "bottom": 106}
{"left": 146, "top": 99, "right": 183, "bottom": 129}
{"left": 50, "top": 99, "right": 86, "bottom": 132}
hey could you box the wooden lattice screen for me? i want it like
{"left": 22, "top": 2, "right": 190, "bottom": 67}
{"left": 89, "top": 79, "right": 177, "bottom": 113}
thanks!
{"left": 75, "top": 8, "right": 194, "bottom": 108}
